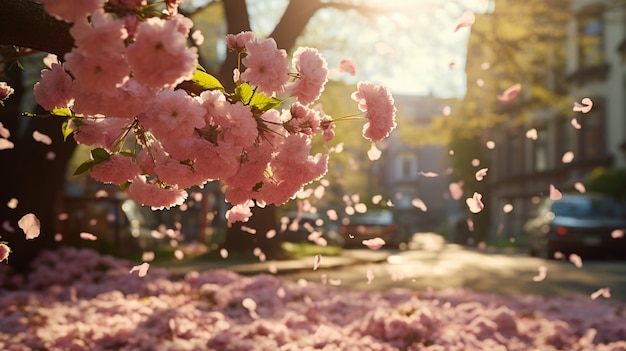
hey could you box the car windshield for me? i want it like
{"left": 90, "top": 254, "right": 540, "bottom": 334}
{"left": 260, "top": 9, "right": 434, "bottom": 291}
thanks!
{"left": 349, "top": 211, "right": 393, "bottom": 225}
{"left": 551, "top": 197, "right": 625, "bottom": 219}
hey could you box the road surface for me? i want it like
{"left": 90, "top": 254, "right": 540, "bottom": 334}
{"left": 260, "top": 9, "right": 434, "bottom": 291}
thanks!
{"left": 280, "top": 233, "right": 626, "bottom": 301}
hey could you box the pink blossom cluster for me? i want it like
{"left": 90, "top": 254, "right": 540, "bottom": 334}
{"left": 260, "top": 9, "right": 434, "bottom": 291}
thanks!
{"left": 30, "top": 3, "right": 397, "bottom": 219}
{"left": 1, "top": 248, "right": 626, "bottom": 350}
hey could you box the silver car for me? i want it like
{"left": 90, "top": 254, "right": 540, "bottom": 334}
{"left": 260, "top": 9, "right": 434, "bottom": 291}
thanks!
{"left": 524, "top": 192, "right": 626, "bottom": 259}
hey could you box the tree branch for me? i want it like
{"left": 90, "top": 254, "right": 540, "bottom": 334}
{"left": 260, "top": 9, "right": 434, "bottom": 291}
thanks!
{"left": 0, "top": 0, "right": 74, "bottom": 57}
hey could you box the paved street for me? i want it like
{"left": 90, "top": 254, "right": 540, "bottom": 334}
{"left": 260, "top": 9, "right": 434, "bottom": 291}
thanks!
{"left": 279, "top": 233, "right": 626, "bottom": 301}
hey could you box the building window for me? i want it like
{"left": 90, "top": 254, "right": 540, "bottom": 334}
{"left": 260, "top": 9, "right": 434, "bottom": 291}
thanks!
{"left": 395, "top": 153, "right": 417, "bottom": 181}
{"left": 533, "top": 128, "right": 548, "bottom": 172}
{"left": 580, "top": 101, "right": 605, "bottom": 158}
{"left": 578, "top": 6, "right": 604, "bottom": 68}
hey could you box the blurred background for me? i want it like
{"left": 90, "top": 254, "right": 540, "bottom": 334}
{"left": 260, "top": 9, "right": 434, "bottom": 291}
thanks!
{"left": 1, "top": 0, "right": 625, "bottom": 269}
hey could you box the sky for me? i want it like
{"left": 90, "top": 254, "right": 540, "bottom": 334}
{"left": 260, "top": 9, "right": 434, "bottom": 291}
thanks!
{"left": 246, "top": 0, "right": 491, "bottom": 99}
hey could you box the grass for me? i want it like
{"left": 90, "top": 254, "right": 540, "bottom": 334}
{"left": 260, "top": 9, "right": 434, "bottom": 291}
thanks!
{"left": 280, "top": 242, "right": 343, "bottom": 259}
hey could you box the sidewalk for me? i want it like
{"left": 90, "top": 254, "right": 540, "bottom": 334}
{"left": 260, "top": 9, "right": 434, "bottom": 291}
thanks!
{"left": 160, "top": 249, "right": 393, "bottom": 277}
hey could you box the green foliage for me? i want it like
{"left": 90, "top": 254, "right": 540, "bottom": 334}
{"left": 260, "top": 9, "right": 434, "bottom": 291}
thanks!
{"left": 234, "top": 83, "right": 282, "bottom": 111}
{"left": 191, "top": 64, "right": 225, "bottom": 92}
{"left": 585, "top": 167, "right": 626, "bottom": 201}
{"left": 73, "top": 147, "right": 111, "bottom": 175}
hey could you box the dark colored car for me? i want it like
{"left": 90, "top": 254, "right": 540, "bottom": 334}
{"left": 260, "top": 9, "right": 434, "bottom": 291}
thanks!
{"left": 340, "top": 209, "right": 402, "bottom": 248}
{"left": 524, "top": 192, "right": 626, "bottom": 259}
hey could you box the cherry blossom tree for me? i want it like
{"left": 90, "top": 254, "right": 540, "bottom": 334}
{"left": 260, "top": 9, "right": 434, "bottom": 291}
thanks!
{"left": 0, "top": 0, "right": 398, "bottom": 269}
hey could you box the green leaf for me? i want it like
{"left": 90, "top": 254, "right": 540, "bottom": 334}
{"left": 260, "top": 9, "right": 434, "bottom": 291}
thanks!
{"left": 74, "top": 160, "right": 95, "bottom": 175}
{"left": 51, "top": 107, "right": 72, "bottom": 117}
{"left": 191, "top": 68, "right": 224, "bottom": 92}
{"left": 234, "top": 83, "right": 282, "bottom": 111}
{"left": 61, "top": 119, "right": 72, "bottom": 141}
{"left": 119, "top": 181, "right": 131, "bottom": 191}
{"left": 91, "top": 148, "right": 110, "bottom": 162}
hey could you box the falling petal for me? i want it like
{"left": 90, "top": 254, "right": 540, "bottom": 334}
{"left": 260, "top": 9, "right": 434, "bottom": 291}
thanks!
{"left": 313, "top": 254, "right": 321, "bottom": 270}
{"left": 486, "top": 140, "right": 496, "bottom": 149}
{"left": 54, "top": 233, "right": 63, "bottom": 241}
{"left": 18, "top": 213, "right": 41, "bottom": 240}
{"left": 142, "top": 251, "right": 155, "bottom": 262}
{"left": 471, "top": 158, "right": 480, "bottom": 167}
{"left": 191, "top": 29, "right": 204, "bottom": 45}
{"left": 326, "top": 209, "right": 338, "bottom": 221}
{"left": 7, "top": 198, "right": 18, "bottom": 209}
{"left": 503, "top": 204, "right": 514, "bottom": 213}
{"left": 497, "top": 83, "right": 521, "bottom": 103}
{"left": 354, "top": 203, "right": 368, "bottom": 213}
{"left": 269, "top": 263, "right": 278, "bottom": 274}
{"left": 611, "top": 229, "right": 624, "bottom": 239}
{"left": 554, "top": 251, "right": 565, "bottom": 260}
{"left": 532, "top": 265, "right": 547, "bottom": 282}
{"left": 266, "top": 229, "right": 277, "bottom": 239}
{"left": 569, "top": 253, "right": 583, "bottom": 268}
{"left": 419, "top": 171, "right": 439, "bottom": 177}
{"left": 443, "top": 105, "right": 452, "bottom": 116}
{"left": 574, "top": 182, "right": 586, "bottom": 193}
{"left": 329, "top": 278, "right": 342, "bottom": 286}
{"left": 366, "top": 268, "right": 375, "bottom": 284}
{"left": 449, "top": 181, "right": 464, "bottom": 200}
{"left": 411, "top": 198, "right": 428, "bottom": 212}
{"left": 80, "top": 232, "right": 98, "bottom": 241}
{"left": 338, "top": 58, "right": 357, "bottom": 75}
{"left": 475, "top": 168, "right": 488, "bottom": 181}
{"left": 174, "top": 249, "right": 184, "bottom": 260}
{"left": 0, "top": 243, "right": 10, "bottom": 262}
{"left": 129, "top": 262, "right": 150, "bottom": 277}
{"left": 573, "top": 97, "right": 593, "bottom": 113}
{"left": 466, "top": 192, "right": 484, "bottom": 214}
{"left": 46, "top": 151, "right": 56, "bottom": 160}
{"left": 549, "top": 184, "right": 562, "bottom": 201}
{"left": 32, "top": 130, "right": 52, "bottom": 145}
{"left": 362, "top": 237, "right": 386, "bottom": 250}
{"left": 562, "top": 151, "right": 575, "bottom": 164}
{"left": 367, "top": 144, "right": 382, "bottom": 161}
{"left": 476, "top": 78, "right": 485, "bottom": 87}
{"left": 480, "top": 61, "right": 491, "bottom": 70}
{"left": 242, "top": 297, "right": 258, "bottom": 318}
{"left": 0, "top": 138, "right": 14, "bottom": 150}
{"left": 372, "top": 195, "right": 383, "bottom": 204}
{"left": 571, "top": 118, "right": 581, "bottom": 129}
{"left": 526, "top": 128, "right": 538, "bottom": 140}
{"left": 454, "top": 11, "right": 475, "bottom": 32}
{"left": 590, "top": 287, "right": 611, "bottom": 300}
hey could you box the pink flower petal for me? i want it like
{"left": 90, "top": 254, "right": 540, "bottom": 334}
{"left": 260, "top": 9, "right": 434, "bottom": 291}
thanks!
{"left": 532, "top": 265, "right": 547, "bottom": 282}
{"left": 362, "top": 237, "right": 386, "bottom": 250}
{"left": 454, "top": 11, "right": 475, "bottom": 32}
{"left": 219, "top": 248, "right": 228, "bottom": 259}
{"left": 129, "top": 262, "right": 150, "bottom": 277}
{"left": 313, "top": 254, "right": 321, "bottom": 270}
{"left": 526, "top": 128, "right": 538, "bottom": 140}
{"left": 338, "top": 58, "right": 357, "bottom": 76}
{"left": 590, "top": 287, "right": 611, "bottom": 300}
{"left": 475, "top": 168, "right": 488, "bottom": 181}
{"left": 549, "top": 184, "right": 562, "bottom": 201}
{"left": 367, "top": 144, "right": 382, "bottom": 161}
{"left": 419, "top": 171, "right": 439, "bottom": 177}
{"left": 7, "top": 198, "right": 18, "bottom": 209}
{"left": 574, "top": 182, "right": 586, "bottom": 193}
{"left": 32, "top": 130, "right": 52, "bottom": 145}
{"left": 562, "top": 151, "right": 575, "bottom": 164}
{"left": 80, "top": 232, "right": 98, "bottom": 241}
{"left": 18, "top": 213, "right": 41, "bottom": 240}
{"left": 502, "top": 204, "right": 514, "bottom": 213}
{"left": 449, "top": 181, "right": 464, "bottom": 200}
{"left": 497, "top": 83, "right": 521, "bottom": 103}
{"left": 366, "top": 268, "right": 375, "bottom": 284}
{"left": 0, "top": 138, "right": 14, "bottom": 150}
{"left": 0, "top": 243, "right": 10, "bottom": 262}
{"left": 573, "top": 97, "right": 593, "bottom": 113}
{"left": 411, "top": 198, "right": 428, "bottom": 212}
{"left": 466, "top": 192, "right": 484, "bottom": 213}
{"left": 571, "top": 118, "right": 581, "bottom": 129}
{"left": 569, "top": 253, "right": 583, "bottom": 268}
{"left": 611, "top": 229, "right": 624, "bottom": 239}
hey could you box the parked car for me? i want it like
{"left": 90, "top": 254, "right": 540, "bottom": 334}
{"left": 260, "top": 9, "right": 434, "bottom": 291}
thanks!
{"left": 524, "top": 192, "right": 626, "bottom": 259}
{"left": 340, "top": 209, "right": 405, "bottom": 248}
